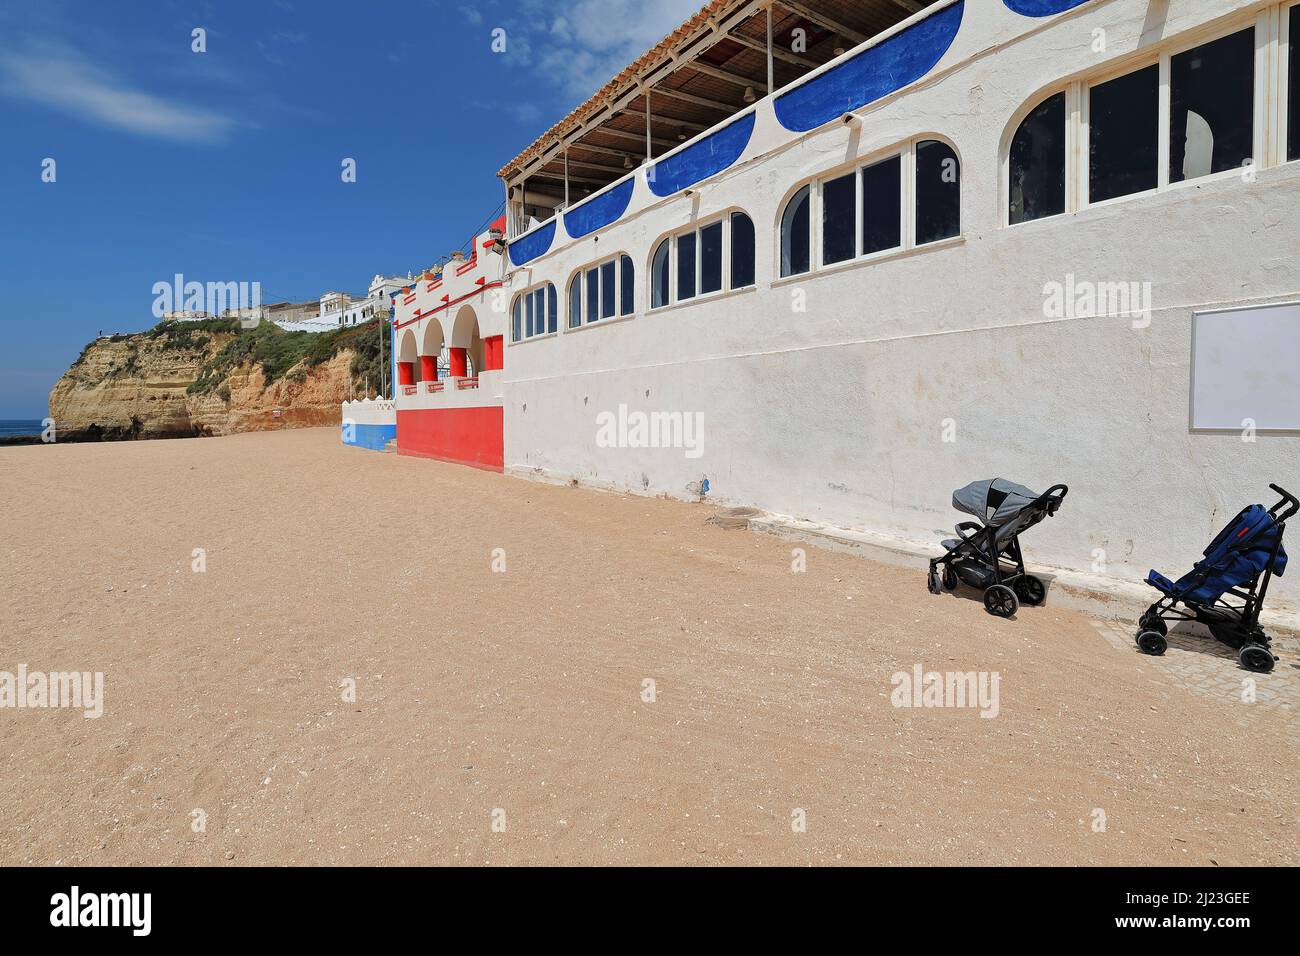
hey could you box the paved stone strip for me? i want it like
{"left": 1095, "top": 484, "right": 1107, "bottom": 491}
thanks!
{"left": 1091, "top": 620, "right": 1299, "bottom": 747}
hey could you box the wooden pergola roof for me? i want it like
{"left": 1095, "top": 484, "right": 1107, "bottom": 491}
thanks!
{"left": 497, "top": 0, "right": 938, "bottom": 203}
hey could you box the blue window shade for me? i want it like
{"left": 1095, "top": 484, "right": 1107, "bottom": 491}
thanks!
{"left": 774, "top": 2, "right": 964, "bottom": 133}
{"left": 563, "top": 178, "right": 635, "bottom": 239}
{"left": 1003, "top": 0, "right": 1091, "bottom": 16}
{"left": 508, "top": 220, "right": 556, "bottom": 267}
{"left": 648, "top": 113, "right": 756, "bottom": 196}
{"left": 620, "top": 255, "right": 634, "bottom": 316}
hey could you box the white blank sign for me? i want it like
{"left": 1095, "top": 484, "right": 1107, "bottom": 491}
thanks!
{"left": 1191, "top": 302, "right": 1300, "bottom": 431}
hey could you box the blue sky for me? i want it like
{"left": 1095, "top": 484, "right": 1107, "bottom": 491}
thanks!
{"left": 0, "top": 0, "right": 699, "bottom": 418}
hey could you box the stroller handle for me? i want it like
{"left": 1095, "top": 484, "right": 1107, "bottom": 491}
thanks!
{"left": 1038, "top": 483, "right": 1069, "bottom": 516}
{"left": 1269, "top": 484, "right": 1298, "bottom": 522}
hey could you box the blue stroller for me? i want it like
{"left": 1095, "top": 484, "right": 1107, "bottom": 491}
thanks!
{"left": 1137, "top": 484, "right": 1296, "bottom": 673}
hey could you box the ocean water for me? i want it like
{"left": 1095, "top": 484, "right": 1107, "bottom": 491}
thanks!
{"left": 0, "top": 419, "right": 45, "bottom": 439}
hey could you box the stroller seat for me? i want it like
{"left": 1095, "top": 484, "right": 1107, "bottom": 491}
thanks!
{"left": 1137, "top": 485, "right": 1296, "bottom": 672}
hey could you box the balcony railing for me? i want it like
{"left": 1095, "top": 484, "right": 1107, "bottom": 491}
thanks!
{"left": 425, "top": 381, "right": 444, "bottom": 393}
{"left": 402, "top": 384, "right": 417, "bottom": 396}
{"left": 456, "top": 377, "right": 480, "bottom": 390}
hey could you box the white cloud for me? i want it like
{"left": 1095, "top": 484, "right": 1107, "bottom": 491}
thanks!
{"left": 0, "top": 43, "right": 237, "bottom": 144}
{"left": 510, "top": 0, "right": 702, "bottom": 101}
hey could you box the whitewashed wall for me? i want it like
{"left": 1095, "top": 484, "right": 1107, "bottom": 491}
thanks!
{"left": 498, "top": 0, "right": 1300, "bottom": 606}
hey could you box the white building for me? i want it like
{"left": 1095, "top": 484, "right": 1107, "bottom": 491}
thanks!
{"left": 388, "top": 0, "right": 1300, "bottom": 622}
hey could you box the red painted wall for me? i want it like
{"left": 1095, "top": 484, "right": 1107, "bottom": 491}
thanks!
{"left": 397, "top": 406, "right": 504, "bottom": 471}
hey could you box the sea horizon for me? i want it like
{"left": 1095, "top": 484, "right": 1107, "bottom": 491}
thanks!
{"left": 0, "top": 419, "right": 46, "bottom": 439}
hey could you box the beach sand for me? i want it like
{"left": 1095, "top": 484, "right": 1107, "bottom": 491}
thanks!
{"left": 1, "top": 427, "right": 1295, "bottom": 865}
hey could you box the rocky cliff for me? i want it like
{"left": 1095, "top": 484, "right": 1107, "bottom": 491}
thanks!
{"left": 48, "top": 319, "right": 385, "bottom": 441}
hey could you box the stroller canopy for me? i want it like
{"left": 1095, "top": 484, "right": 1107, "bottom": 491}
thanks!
{"left": 952, "top": 479, "right": 1042, "bottom": 527}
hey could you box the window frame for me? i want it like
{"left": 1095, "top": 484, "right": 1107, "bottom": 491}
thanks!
{"left": 648, "top": 208, "right": 758, "bottom": 312}
{"left": 509, "top": 281, "right": 558, "bottom": 344}
{"left": 1006, "top": 9, "right": 1274, "bottom": 225}
{"left": 780, "top": 135, "right": 961, "bottom": 283}
{"left": 565, "top": 251, "right": 636, "bottom": 331}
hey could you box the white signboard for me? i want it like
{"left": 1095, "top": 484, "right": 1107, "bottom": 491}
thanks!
{"left": 1190, "top": 302, "right": 1300, "bottom": 431}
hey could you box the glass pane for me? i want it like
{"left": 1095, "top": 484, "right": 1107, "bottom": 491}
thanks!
{"left": 512, "top": 297, "right": 521, "bottom": 341}
{"left": 822, "top": 172, "right": 856, "bottom": 264}
{"left": 730, "top": 212, "right": 755, "bottom": 288}
{"left": 652, "top": 239, "right": 670, "bottom": 308}
{"left": 700, "top": 221, "right": 723, "bottom": 294}
{"left": 915, "top": 141, "right": 960, "bottom": 245}
{"left": 677, "top": 231, "right": 697, "bottom": 300}
{"left": 569, "top": 275, "right": 581, "bottom": 328}
{"left": 1008, "top": 92, "right": 1066, "bottom": 224}
{"left": 1089, "top": 65, "right": 1159, "bottom": 202}
{"left": 1170, "top": 27, "right": 1255, "bottom": 183}
{"left": 780, "top": 185, "right": 811, "bottom": 276}
{"left": 586, "top": 268, "right": 599, "bottom": 322}
{"left": 600, "top": 260, "right": 616, "bottom": 318}
{"left": 861, "top": 155, "right": 901, "bottom": 255}
{"left": 547, "top": 284, "right": 557, "bottom": 333}
{"left": 620, "top": 255, "right": 634, "bottom": 315}
{"left": 1291, "top": 9, "right": 1299, "bottom": 162}
{"left": 525, "top": 290, "right": 534, "bottom": 337}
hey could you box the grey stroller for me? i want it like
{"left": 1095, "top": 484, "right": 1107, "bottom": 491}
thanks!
{"left": 927, "top": 479, "right": 1069, "bottom": 617}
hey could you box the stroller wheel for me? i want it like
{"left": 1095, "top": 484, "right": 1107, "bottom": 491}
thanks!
{"left": 942, "top": 565, "right": 958, "bottom": 590}
{"left": 1014, "top": 575, "right": 1046, "bottom": 606}
{"left": 927, "top": 568, "right": 941, "bottom": 594}
{"left": 983, "top": 584, "right": 1019, "bottom": 618}
{"left": 1238, "top": 644, "right": 1276, "bottom": 674}
{"left": 1136, "top": 630, "right": 1168, "bottom": 656}
{"left": 1138, "top": 613, "right": 1168, "bottom": 637}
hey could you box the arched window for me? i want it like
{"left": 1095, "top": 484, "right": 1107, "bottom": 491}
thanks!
{"left": 569, "top": 254, "right": 634, "bottom": 326}
{"left": 915, "top": 140, "right": 960, "bottom": 245}
{"left": 1008, "top": 92, "right": 1066, "bottom": 224}
{"left": 511, "top": 283, "right": 556, "bottom": 341}
{"left": 651, "top": 238, "right": 670, "bottom": 308}
{"left": 730, "top": 212, "right": 755, "bottom": 288}
{"left": 780, "top": 185, "right": 811, "bottom": 277}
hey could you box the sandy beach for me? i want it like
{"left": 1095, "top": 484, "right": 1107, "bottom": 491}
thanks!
{"left": 1, "top": 427, "right": 1296, "bottom": 866}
